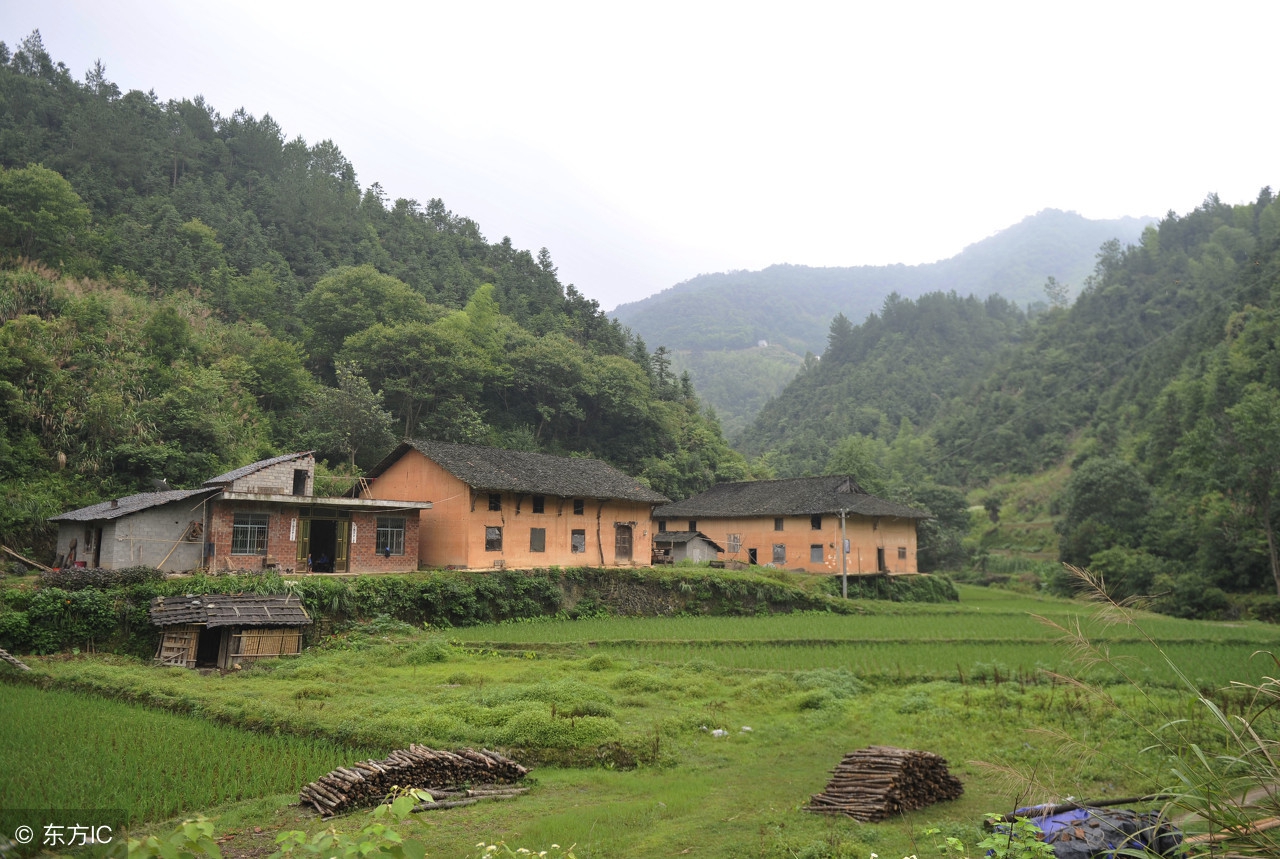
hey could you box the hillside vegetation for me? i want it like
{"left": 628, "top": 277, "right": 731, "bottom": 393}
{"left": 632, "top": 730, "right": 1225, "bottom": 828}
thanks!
{"left": 0, "top": 32, "right": 749, "bottom": 557}
{"left": 742, "top": 190, "right": 1280, "bottom": 616}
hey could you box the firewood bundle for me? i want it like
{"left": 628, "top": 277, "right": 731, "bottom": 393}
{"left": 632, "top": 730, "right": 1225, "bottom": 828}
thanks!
{"left": 805, "top": 745, "right": 963, "bottom": 821}
{"left": 300, "top": 744, "right": 529, "bottom": 816}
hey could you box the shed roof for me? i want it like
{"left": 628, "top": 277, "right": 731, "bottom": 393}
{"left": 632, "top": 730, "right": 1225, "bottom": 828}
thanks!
{"left": 653, "top": 530, "right": 725, "bottom": 552}
{"left": 150, "top": 594, "right": 312, "bottom": 628}
{"left": 654, "top": 476, "right": 929, "bottom": 520}
{"left": 49, "top": 489, "right": 217, "bottom": 523}
{"left": 203, "top": 451, "right": 312, "bottom": 487}
{"left": 365, "top": 440, "right": 669, "bottom": 504}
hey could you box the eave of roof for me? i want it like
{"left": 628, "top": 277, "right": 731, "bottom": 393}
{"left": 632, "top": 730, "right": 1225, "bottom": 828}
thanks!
{"left": 218, "top": 492, "right": 431, "bottom": 510}
{"left": 362, "top": 440, "right": 669, "bottom": 504}
{"left": 203, "top": 451, "right": 313, "bottom": 487}
{"left": 149, "top": 594, "right": 312, "bottom": 628}
{"left": 654, "top": 476, "right": 930, "bottom": 520}
{"left": 49, "top": 488, "right": 219, "bottom": 522}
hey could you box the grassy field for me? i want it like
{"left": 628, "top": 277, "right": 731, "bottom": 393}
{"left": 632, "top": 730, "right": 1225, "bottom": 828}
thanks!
{"left": 4, "top": 584, "right": 1278, "bottom": 858}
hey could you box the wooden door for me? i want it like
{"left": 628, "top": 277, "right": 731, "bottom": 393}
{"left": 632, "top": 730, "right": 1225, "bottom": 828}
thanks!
{"left": 296, "top": 519, "right": 311, "bottom": 569}
{"left": 614, "top": 525, "right": 632, "bottom": 562}
{"left": 334, "top": 520, "right": 349, "bottom": 573}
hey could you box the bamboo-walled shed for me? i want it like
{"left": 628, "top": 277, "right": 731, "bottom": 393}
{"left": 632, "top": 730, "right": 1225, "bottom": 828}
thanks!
{"left": 150, "top": 593, "right": 311, "bottom": 669}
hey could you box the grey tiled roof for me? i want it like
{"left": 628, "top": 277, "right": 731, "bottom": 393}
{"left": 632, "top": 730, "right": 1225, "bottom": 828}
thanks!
{"left": 654, "top": 476, "right": 930, "bottom": 520}
{"left": 367, "top": 440, "right": 669, "bottom": 504}
{"left": 150, "top": 594, "right": 312, "bottom": 628}
{"left": 49, "top": 489, "right": 217, "bottom": 522}
{"left": 203, "top": 452, "right": 312, "bottom": 486}
{"left": 653, "top": 530, "right": 725, "bottom": 552}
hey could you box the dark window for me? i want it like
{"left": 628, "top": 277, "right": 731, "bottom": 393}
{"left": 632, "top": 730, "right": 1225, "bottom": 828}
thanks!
{"left": 877, "top": 547, "right": 886, "bottom": 571}
{"left": 811, "top": 514, "right": 822, "bottom": 530}
{"left": 292, "top": 469, "right": 308, "bottom": 496}
{"left": 488, "top": 493, "right": 501, "bottom": 511}
{"left": 231, "top": 513, "right": 269, "bottom": 555}
{"left": 533, "top": 495, "right": 545, "bottom": 514}
{"left": 688, "top": 520, "right": 697, "bottom": 532}
{"left": 772, "top": 543, "right": 786, "bottom": 564}
{"left": 658, "top": 520, "right": 667, "bottom": 533}
{"left": 485, "top": 527, "right": 503, "bottom": 552}
{"left": 376, "top": 517, "right": 405, "bottom": 555}
{"left": 774, "top": 517, "right": 784, "bottom": 531}
{"left": 747, "top": 548, "right": 758, "bottom": 565}
{"left": 571, "top": 529, "right": 586, "bottom": 553}
{"left": 573, "top": 499, "right": 585, "bottom": 515}
{"left": 530, "top": 528, "right": 546, "bottom": 552}
{"left": 810, "top": 544, "right": 824, "bottom": 563}
{"left": 898, "top": 546, "right": 907, "bottom": 560}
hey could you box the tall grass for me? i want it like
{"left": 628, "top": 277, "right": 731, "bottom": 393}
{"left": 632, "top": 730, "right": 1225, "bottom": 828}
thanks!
{"left": 1016, "top": 566, "right": 1280, "bottom": 855}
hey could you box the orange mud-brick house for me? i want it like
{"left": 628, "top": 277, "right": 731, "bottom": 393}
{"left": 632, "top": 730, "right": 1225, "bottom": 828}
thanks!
{"left": 653, "top": 476, "right": 929, "bottom": 574}
{"left": 356, "top": 440, "right": 671, "bottom": 570}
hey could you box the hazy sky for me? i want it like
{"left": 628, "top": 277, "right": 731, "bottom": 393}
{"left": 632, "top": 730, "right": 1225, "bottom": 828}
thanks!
{"left": 4, "top": 2, "right": 1276, "bottom": 309}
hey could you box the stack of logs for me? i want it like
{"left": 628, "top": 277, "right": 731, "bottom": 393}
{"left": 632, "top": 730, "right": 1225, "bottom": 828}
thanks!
{"left": 300, "top": 744, "right": 529, "bottom": 816}
{"left": 806, "top": 745, "right": 963, "bottom": 821}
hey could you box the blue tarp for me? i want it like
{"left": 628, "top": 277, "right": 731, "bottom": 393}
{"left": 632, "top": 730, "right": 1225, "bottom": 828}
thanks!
{"left": 1005, "top": 807, "right": 1182, "bottom": 859}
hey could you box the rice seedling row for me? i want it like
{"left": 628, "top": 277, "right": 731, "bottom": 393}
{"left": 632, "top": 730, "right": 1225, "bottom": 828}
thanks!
{"left": 0, "top": 684, "right": 382, "bottom": 823}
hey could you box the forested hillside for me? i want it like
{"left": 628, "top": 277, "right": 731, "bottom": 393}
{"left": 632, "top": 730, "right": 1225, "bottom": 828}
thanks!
{"left": 613, "top": 209, "right": 1152, "bottom": 355}
{"left": 613, "top": 209, "right": 1150, "bottom": 434}
{"left": 0, "top": 32, "right": 749, "bottom": 556}
{"left": 743, "top": 190, "right": 1280, "bottom": 614}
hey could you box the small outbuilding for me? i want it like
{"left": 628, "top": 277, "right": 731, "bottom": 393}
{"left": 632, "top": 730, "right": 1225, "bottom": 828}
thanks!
{"left": 651, "top": 530, "right": 724, "bottom": 564}
{"left": 150, "top": 593, "right": 312, "bottom": 669}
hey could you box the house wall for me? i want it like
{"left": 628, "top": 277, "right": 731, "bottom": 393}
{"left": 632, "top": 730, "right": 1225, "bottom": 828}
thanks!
{"left": 225, "top": 454, "right": 315, "bottom": 495}
{"left": 659, "top": 513, "right": 918, "bottom": 574}
{"left": 206, "top": 501, "right": 421, "bottom": 573}
{"left": 362, "top": 450, "right": 656, "bottom": 569}
{"left": 56, "top": 503, "right": 206, "bottom": 570}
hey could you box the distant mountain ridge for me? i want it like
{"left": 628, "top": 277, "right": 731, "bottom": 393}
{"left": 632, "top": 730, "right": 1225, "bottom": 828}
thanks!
{"left": 613, "top": 209, "right": 1154, "bottom": 356}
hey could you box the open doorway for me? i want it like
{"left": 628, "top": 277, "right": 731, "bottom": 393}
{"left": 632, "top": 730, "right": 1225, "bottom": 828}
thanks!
{"left": 309, "top": 520, "right": 336, "bottom": 572}
{"left": 195, "top": 627, "right": 222, "bottom": 667}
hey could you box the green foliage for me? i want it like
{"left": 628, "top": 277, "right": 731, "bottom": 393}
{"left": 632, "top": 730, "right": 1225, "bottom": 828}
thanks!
{"left": 1054, "top": 456, "right": 1151, "bottom": 566}
{"left": 272, "top": 794, "right": 432, "bottom": 859}
{"left": 0, "top": 163, "right": 91, "bottom": 263}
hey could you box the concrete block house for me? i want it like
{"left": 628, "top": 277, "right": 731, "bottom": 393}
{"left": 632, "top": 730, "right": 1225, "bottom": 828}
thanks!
{"left": 50, "top": 452, "right": 431, "bottom": 573}
{"left": 355, "top": 440, "right": 670, "bottom": 570}
{"left": 653, "top": 476, "right": 929, "bottom": 574}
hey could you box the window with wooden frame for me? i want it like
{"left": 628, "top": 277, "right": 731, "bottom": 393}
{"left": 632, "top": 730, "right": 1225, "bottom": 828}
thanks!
{"left": 726, "top": 534, "right": 741, "bottom": 553}
{"left": 485, "top": 526, "right": 503, "bottom": 552}
{"left": 532, "top": 495, "right": 545, "bottom": 514}
{"left": 811, "top": 514, "right": 822, "bottom": 530}
{"left": 898, "top": 546, "right": 907, "bottom": 560}
{"left": 573, "top": 499, "right": 585, "bottom": 515}
{"left": 530, "top": 527, "right": 546, "bottom": 552}
{"left": 571, "top": 529, "right": 586, "bottom": 553}
{"left": 688, "top": 520, "right": 697, "bottom": 532}
{"left": 231, "top": 513, "right": 269, "bottom": 555}
{"left": 774, "top": 517, "right": 784, "bottom": 531}
{"left": 488, "top": 493, "right": 501, "bottom": 511}
{"left": 376, "top": 517, "right": 405, "bottom": 555}
{"left": 772, "top": 543, "right": 786, "bottom": 564}
{"left": 810, "top": 544, "right": 824, "bottom": 563}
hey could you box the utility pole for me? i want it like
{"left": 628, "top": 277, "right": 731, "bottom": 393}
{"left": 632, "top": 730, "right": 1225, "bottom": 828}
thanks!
{"left": 839, "top": 508, "right": 848, "bottom": 598}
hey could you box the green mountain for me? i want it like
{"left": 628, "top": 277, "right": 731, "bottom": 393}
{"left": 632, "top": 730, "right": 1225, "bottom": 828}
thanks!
{"left": 740, "top": 189, "right": 1280, "bottom": 615}
{"left": 0, "top": 31, "right": 750, "bottom": 556}
{"left": 613, "top": 209, "right": 1153, "bottom": 355}
{"left": 614, "top": 210, "right": 1152, "bottom": 435}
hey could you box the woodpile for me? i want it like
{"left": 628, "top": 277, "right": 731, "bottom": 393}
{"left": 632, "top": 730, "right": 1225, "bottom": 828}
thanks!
{"left": 299, "top": 744, "right": 529, "bottom": 816}
{"left": 805, "top": 745, "right": 963, "bottom": 821}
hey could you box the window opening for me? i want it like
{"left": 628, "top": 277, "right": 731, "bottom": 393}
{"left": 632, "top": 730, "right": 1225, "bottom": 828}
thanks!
{"left": 376, "top": 517, "right": 405, "bottom": 555}
{"left": 485, "top": 527, "right": 503, "bottom": 552}
{"left": 488, "top": 493, "right": 501, "bottom": 511}
{"left": 772, "top": 543, "right": 786, "bottom": 564}
{"left": 231, "top": 513, "right": 269, "bottom": 555}
{"left": 530, "top": 528, "right": 546, "bottom": 552}
{"left": 571, "top": 529, "right": 586, "bottom": 553}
